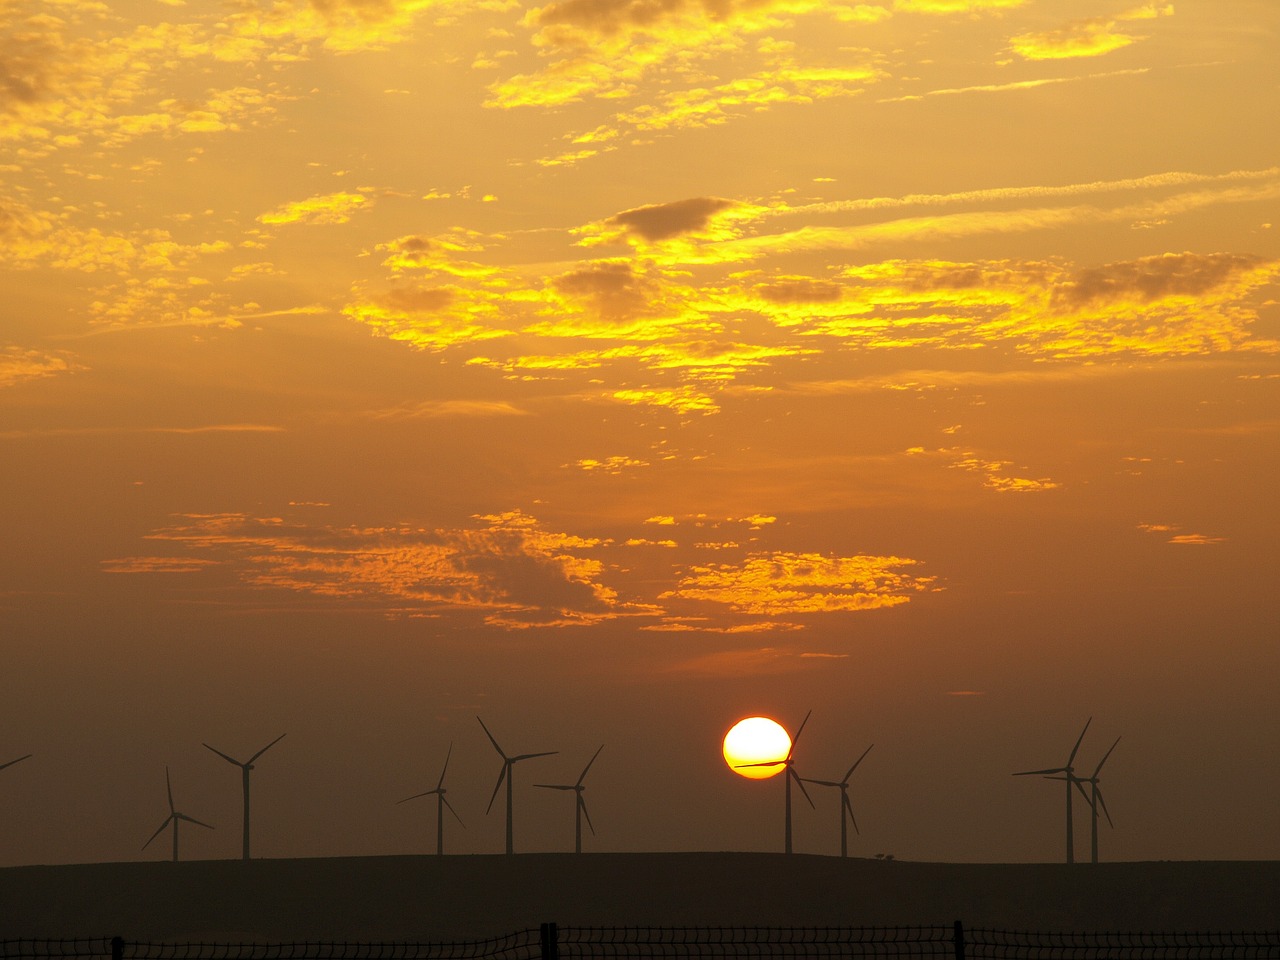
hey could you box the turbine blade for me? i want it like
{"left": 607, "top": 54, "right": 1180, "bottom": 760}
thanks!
{"left": 844, "top": 795, "right": 860, "bottom": 836}
{"left": 534, "top": 783, "right": 575, "bottom": 790}
{"left": 788, "top": 710, "right": 813, "bottom": 758}
{"left": 1013, "top": 767, "right": 1067, "bottom": 776}
{"left": 0, "top": 754, "right": 32, "bottom": 772}
{"left": 1096, "top": 788, "right": 1115, "bottom": 828}
{"left": 477, "top": 717, "right": 506, "bottom": 759}
{"left": 512, "top": 751, "right": 557, "bottom": 762}
{"left": 486, "top": 763, "right": 507, "bottom": 815}
{"left": 203, "top": 743, "right": 243, "bottom": 767}
{"left": 802, "top": 778, "right": 841, "bottom": 787}
{"left": 578, "top": 744, "right": 604, "bottom": 784}
{"left": 175, "top": 813, "right": 214, "bottom": 830}
{"left": 442, "top": 795, "right": 465, "bottom": 827}
{"left": 844, "top": 744, "right": 874, "bottom": 782}
{"left": 1072, "top": 778, "right": 1093, "bottom": 806}
{"left": 142, "top": 817, "right": 172, "bottom": 850}
{"left": 436, "top": 742, "right": 453, "bottom": 790}
{"left": 165, "top": 766, "right": 175, "bottom": 814}
{"left": 1093, "top": 736, "right": 1121, "bottom": 776}
{"left": 1067, "top": 717, "right": 1092, "bottom": 766}
{"left": 397, "top": 789, "right": 435, "bottom": 804}
{"left": 580, "top": 795, "right": 595, "bottom": 836}
{"left": 737, "top": 759, "right": 785, "bottom": 769}
{"left": 791, "top": 767, "right": 815, "bottom": 808}
{"left": 248, "top": 733, "right": 286, "bottom": 764}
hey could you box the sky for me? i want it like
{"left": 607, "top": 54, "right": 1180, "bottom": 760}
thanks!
{"left": 1, "top": 0, "right": 1278, "bottom": 869}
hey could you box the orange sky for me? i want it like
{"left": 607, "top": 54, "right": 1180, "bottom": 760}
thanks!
{"left": 2, "top": 0, "right": 1278, "bottom": 867}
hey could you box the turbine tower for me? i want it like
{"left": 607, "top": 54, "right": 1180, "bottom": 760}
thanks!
{"left": 478, "top": 717, "right": 556, "bottom": 855}
{"left": 203, "top": 733, "right": 285, "bottom": 861}
{"left": 737, "top": 710, "right": 814, "bottom": 855}
{"left": 536, "top": 744, "right": 603, "bottom": 854}
{"left": 1013, "top": 718, "right": 1091, "bottom": 864}
{"left": 142, "top": 765, "right": 214, "bottom": 862}
{"left": 397, "top": 743, "right": 464, "bottom": 855}
{"left": 802, "top": 743, "right": 873, "bottom": 858}
{"left": 1052, "top": 735, "right": 1120, "bottom": 865}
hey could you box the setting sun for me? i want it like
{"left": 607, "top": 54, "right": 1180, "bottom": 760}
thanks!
{"left": 723, "top": 717, "right": 791, "bottom": 779}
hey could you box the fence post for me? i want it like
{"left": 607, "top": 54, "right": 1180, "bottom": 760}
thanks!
{"left": 953, "top": 921, "right": 965, "bottom": 960}
{"left": 111, "top": 937, "right": 125, "bottom": 960}
{"left": 540, "top": 922, "right": 559, "bottom": 960}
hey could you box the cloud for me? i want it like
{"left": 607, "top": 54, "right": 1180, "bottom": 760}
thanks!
{"left": 662, "top": 551, "right": 936, "bottom": 615}
{"left": 258, "top": 192, "right": 371, "bottom": 226}
{"left": 118, "top": 509, "right": 641, "bottom": 626}
{"left": 1009, "top": 3, "right": 1173, "bottom": 61}
{"left": 756, "top": 277, "right": 844, "bottom": 303}
{"left": 101, "top": 557, "right": 221, "bottom": 574}
{"left": 665, "top": 644, "right": 839, "bottom": 677}
{"left": 606, "top": 197, "right": 740, "bottom": 243}
{"left": 1167, "top": 533, "right": 1226, "bottom": 545}
{"left": 943, "top": 450, "right": 1060, "bottom": 492}
{"left": 1051, "top": 252, "right": 1261, "bottom": 309}
{"left": 0, "top": 346, "right": 79, "bottom": 387}
{"left": 550, "top": 261, "right": 664, "bottom": 320}
{"left": 370, "top": 399, "right": 530, "bottom": 419}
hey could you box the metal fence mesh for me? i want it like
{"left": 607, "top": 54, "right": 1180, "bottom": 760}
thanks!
{"left": 557, "top": 925, "right": 953, "bottom": 957}
{"left": 964, "top": 928, "right": 1280, "bottom": 960}
{"left": 5, "top": 926, "right": 1280, "bottom": 960}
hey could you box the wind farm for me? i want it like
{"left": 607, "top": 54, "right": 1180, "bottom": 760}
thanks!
{"left": 2, "top": 0, "right": 1276, "bottom": 946}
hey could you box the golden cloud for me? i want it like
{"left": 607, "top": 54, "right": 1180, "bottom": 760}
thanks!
{"left": 258, "top": 192, "right": 370, "bottom": 226}
{"left": 662, "top": 551, "right": 935, "bottom": 615}
{"left": 122, "top": 509, "right": 636, "bottom": 625}
{"left": 1009, "top": 3, "right": 1172, "bottom": 61}
{"left": 0, "top": 346, "right": 79, "bottom": 387}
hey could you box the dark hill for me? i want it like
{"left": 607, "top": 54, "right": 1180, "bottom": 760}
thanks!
{"left": 2, "top": 854, "right": 1277, "bottom": 941}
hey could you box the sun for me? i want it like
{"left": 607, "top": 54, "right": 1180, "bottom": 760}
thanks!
{"left": 723, "top": 716, "right": 791, "bottom": 779}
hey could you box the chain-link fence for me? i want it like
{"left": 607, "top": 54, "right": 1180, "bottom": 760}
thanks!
{"left": 4, "top": 923, "right": 1279, "bottom": 960}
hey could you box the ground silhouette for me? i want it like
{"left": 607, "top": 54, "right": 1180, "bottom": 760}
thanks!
{"left": 2, "top": 854, "right": 1277, "bottom": 941}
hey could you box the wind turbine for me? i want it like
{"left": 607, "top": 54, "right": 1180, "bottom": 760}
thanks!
{"left": 397, "top": 743, "right": 464, "bottom": 855}
{"left": 536, "top": 745, "right": 603, "bottom": 854}
{"left": 1013, "top": 718, "right": 1091, "bottom": 864}
{"left": 802, "top": 743, "right": 873, "bottom": 858}
{"left": 478, "top": 717, "right": 556, "bottom": 855}
{"left": 203, "top": 733, "right": 285, "bottom": 861}
{"left": 737, "top": 710, "right": 815, "bottom": 854}
{"left": 1050, "top": 735, "right": 1120, "bottom": 864}
{"left": 1, "top": 754, "right": 32, "bottom": 774}
{"left": 142, "top": 765, "right": 214, "bottom": 862}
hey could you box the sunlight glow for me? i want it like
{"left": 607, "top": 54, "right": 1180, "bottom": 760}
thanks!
{"left": 723, "top": 717, "right": 791, "bottom": 779}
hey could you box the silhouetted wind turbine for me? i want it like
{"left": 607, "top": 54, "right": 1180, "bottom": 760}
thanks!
{"left": 1050, "top": 735, "right": 1121, "bottom": 865}
{"left": 0, "top": 754, "right": 32, "bottom": 774}
{"left": 737, "top": 710, "right": 815, "bottom": 854}
{"left": 397, "top": 743, "right": 464, "bottom": 855}
{"left": 143, "top": 765, "right": 213, "bottom": 862}
{"left": 203, "top": 733, "right": 285, "bottom": 861}
{"left": 536, "top": 744, "right": 603, "bottom": 854}
{"left": 1013, "top": 718, "right": 1091, "bottom": 864}
{"left": 802, "top": 743, "right": 873, "bottom": 858}
{"left": 478, "top": 717, "right": 556, "bottom": 855}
